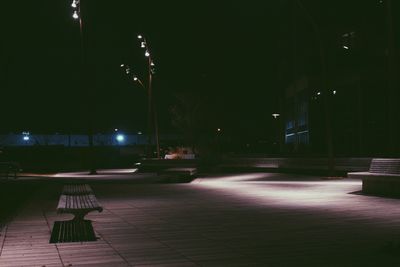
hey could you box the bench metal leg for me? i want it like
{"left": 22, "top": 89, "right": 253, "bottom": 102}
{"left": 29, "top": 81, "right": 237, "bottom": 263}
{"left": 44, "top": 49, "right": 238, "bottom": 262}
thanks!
{"left": 72, "top": 212, "right": 88, "bottom": 221}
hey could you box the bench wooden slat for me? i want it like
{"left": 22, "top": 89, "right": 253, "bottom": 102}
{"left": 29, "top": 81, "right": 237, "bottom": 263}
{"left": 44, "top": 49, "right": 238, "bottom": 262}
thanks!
{"left": 348, "top": 158, "right": 400, "bottom": 196}
{"left": 369, "top": 159, "right": 400, "bottom": 174}
{"left": 57, "top": 194, "right": 103, "bottom": 220}
{"left": 62, "top": 184, "right": 93, "bottom": 195}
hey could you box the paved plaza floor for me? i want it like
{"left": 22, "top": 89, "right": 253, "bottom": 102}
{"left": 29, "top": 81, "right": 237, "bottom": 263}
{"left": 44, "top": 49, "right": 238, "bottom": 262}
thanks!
{"left": 1, "top": 172, "right": 400, "bottom": 266}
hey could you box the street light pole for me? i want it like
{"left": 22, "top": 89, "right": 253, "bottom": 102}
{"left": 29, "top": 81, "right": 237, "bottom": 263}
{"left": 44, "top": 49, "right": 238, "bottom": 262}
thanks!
{"left": 71, "top": 0, "right": 97, "bottom": 174}
{"left": 147, "top": 51, "right": 161, "bottom": 159}
{"left": 121, "top": 64, "right": 160, "bottom": 159}
{"left": 147, "top": 52, "right": 154, "bottom": 158}
{"left": 138, "top": 35, "right": 160, "bottom": 159}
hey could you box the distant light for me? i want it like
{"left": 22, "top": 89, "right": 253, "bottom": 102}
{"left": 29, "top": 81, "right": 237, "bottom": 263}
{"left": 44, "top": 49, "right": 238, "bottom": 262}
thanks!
{"left": 217, "top": 128, "right": 221, "bottom": 132}
{"left": 137, "top": 34, "right": 143, "bottom": 39}
{"left": 72, "top": 11, "right": 79, "bottom": 19}
{"left": 116, "top": 134, "right": 125, "bottom": 142}
{"left": 114, "top": 128, "right": 118, "bottom": 132}
{"left": 272, "top": 113, "right": 280, "bottom": 119}
{"left": 71, "top": 0, "right": 77, "bottom": 8}
{"left": 120, "top": 64, "right": 125, "bottom": 67}
{"left": 138, "top": 131, "right": 142, "bottom": 135}
{"left": 317, "top": 92, "right": 321, "bottom": 95}
{"left": 23, "top": 136, "right": 30, "bottom": 141}
{"left": 141, "top": 42, "right": 146, "bottom": 48}
{"left": 145, "top": 51, "right": 150, "bottom": 57}
{"left": 133, "top": 77, "right": 138, "bottom": 81}
{"left": 125, "top": 68, "right": 130, "bottom": 74}
{"left": 343, "top": 45, "right": 349, "bottom": 50}
{"left": 333, "top": 90, "right": 337, "bottom": 95}
{"left": 150, "top": 61, "right": 155, "bottom": 66}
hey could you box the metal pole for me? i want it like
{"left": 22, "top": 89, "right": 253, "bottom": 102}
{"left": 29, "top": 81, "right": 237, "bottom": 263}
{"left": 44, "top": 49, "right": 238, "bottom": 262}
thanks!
{"left": 147, "top": 54, "right": 153, "bottom": 158}
{"left": 78, "top": 1, "right": 96, "bottom": 174}
{"left": 148, "top": 57, "right": 160, "bottom": 159}
{"left": 153, "top": 93, "right": 161, "bottom": 159}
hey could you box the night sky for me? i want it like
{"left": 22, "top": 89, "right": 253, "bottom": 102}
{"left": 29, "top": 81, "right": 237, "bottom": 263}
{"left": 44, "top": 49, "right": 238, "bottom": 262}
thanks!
{"left": 1, "top": 1, "right": 397, "bottom": 140}
{"left": 0, "top": 0, "right": 286, "bottom": 136}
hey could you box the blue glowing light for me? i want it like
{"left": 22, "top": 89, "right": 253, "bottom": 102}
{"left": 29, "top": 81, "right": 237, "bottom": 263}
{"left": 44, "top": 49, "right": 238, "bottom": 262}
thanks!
{"left": 116, "top": 134, "right": 125, "bottom": 142}
{"left": 23, "top": 136, "right": 30, "bottom": 141}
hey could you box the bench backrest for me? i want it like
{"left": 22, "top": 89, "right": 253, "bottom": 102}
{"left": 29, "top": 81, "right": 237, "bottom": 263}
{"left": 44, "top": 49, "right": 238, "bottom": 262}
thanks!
{"left": 62, "top": 184, "right": 93, "bottom": 195}
{"left": 369, "top": 158, "right": 400, "bottom": 174}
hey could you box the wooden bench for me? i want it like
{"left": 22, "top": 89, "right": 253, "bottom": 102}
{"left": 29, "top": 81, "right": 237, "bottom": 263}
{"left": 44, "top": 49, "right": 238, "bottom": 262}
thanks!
{"left": 51, "top": 184, "right": 102, "bottom": 243}
{"left": 57, "top": 185, "right": 103, "bottom": 221}
{"left": 347, "top": 158, "right": 400, "bottom": 196}
{"left": 0, "top": 162, "right": 20, "bottom": 179}
{"left": 62, "top": 184, "right": 93, "bottom": 195}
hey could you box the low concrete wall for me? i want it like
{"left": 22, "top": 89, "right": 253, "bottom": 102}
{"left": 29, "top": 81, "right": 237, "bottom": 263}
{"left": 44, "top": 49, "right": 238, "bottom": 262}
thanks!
{"left": 139, "top": 157, "right": 373, "bottom": 176}
{"left": 218, "top": 157, "right": 372, "bottom": 173}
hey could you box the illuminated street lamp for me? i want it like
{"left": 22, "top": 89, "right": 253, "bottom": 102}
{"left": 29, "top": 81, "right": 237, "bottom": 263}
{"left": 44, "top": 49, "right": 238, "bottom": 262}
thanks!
{"left": 71, "top": 0, "right": 78, "bottom": 8}
{"left": 22, "top": 132, "right": 30, "bottom": 142}
{"left": 119, "top": 34, "right": 160, "bottom": 158}
{"left": 120, "top": 63, "right": 158, "bottom": 158}
{"left": 116, "top": 134, "right": 125, "bottom": 143}
{"left": 72, "top": 10, "right": 79, "bottom": 19}
{"left": 137, "top": 34, "right": 159, "bottom": 158}
{"left": 272, "top": 113, "right": 280, "bottom": 119}
{"left": 70, "top": 0, "right": 97, "bottom": 174}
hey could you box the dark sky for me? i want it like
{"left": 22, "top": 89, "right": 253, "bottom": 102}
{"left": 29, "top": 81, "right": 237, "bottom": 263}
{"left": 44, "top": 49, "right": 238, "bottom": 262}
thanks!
{"left": 0, "top": 0, "right": 286, "bottom": 136}
{"left": 1, "top": 1, "right": 396, "bottom": 139}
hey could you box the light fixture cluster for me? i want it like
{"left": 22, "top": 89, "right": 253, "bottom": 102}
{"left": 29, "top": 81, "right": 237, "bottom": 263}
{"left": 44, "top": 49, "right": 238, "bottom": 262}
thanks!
{"left": 71, "top": 0, "right": 80, "bottom": 20}
{"left": 137, "top": 34, "right": 156, "bottom": 74}
{"left": 312, "top": 90, "right": 338, "bottom": 100}
{"left": 22, "top": 131, "right": 30, "bottom": 141}
{"left": 119, "top": 34, "right": 157, "bottom": 88}
{"left": 120, "top": 64, "right": 144, "bottom": 87}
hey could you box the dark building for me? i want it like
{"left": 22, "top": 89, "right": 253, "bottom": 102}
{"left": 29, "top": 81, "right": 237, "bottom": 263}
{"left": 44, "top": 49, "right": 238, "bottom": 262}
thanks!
{"left": 278, "top": 0, "right": 399, "bottom": 157}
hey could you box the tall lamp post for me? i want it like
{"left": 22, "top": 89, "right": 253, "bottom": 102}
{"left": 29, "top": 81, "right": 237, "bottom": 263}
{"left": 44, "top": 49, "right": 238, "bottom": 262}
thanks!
{"left": 121, "top": 62, "right": 160, "bottom": 159}
{"left": 71, "top": 0, "right": 97, "bottom": 174}
{"left": 137, "top": 34, "right": 160, "bottom": 159}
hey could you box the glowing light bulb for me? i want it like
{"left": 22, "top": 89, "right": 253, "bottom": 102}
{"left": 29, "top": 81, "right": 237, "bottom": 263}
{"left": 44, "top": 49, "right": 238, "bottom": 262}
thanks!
{"left": 73, "top": 11, "right": 79, "bottom": 19}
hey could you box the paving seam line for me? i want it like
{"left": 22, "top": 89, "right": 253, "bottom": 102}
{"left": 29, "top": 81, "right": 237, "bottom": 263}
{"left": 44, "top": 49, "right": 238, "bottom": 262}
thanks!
{"left": 0, "top": 224, "right": 7, "bottom": 258}
{"left": 43, "top": 209, "right": 66, "bottom": 266}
